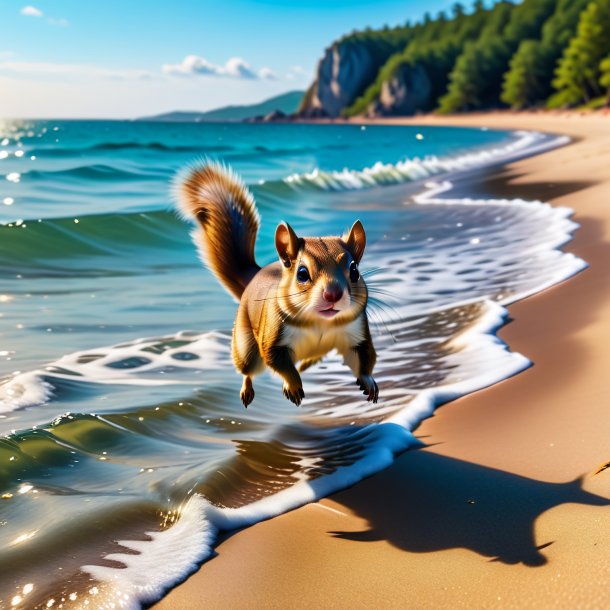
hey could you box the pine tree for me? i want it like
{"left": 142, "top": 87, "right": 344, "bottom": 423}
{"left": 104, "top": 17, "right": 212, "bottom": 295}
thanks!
{"left": 501, "top": 0, "right": 590, "bottom": 108}
{"left": 452, "top": 3, "right": 465, "bottom": 18}
{"left": 438, "top": 43, "right": 484, "bottom": 111}
{"left": 501, "top": 40, "right": 547, "bottom": 108}
{"left": 550, "top": 0, "right": 610, "bottom": 106}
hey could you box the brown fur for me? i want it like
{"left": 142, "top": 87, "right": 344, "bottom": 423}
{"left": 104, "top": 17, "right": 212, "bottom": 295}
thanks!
{"left": 176, "top": 162, "right": 260, "bottom": 301}
{"left": 176, "top": 162, "right": 378, "bottom": 407}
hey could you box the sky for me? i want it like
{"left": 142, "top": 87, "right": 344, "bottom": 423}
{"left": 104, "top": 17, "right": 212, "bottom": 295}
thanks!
{"left": 0, "top": 0, "right": 496, "bottom": 118}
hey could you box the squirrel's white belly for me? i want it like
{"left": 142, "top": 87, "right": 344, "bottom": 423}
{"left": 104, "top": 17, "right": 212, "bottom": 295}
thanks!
{"left": 280, "top": 317, "right": 365, "bottom": 362}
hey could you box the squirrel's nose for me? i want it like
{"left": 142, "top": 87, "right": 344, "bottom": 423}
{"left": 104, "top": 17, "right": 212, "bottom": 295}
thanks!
{"left": 323, "top": 283, "right": 343, "bottom": 304}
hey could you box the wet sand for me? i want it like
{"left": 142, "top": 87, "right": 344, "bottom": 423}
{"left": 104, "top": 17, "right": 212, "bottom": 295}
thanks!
{"left": 155, "top": 112, "right": 610, "bottom": 609}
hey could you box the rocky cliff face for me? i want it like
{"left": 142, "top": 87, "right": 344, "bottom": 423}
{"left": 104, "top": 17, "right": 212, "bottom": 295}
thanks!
{"left": 300, "top": 40, "right": 434, "bottom": 119}
{"left": 299, "top": 42, "right": 378, "bottom": 118}
{"left": 368, "top": 63, "right": 432, "bottom": 117}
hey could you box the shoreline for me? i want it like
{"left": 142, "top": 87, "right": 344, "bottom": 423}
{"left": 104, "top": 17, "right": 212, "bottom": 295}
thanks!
{"left": 155, "top": 112, "right": 610, "bottom": 609}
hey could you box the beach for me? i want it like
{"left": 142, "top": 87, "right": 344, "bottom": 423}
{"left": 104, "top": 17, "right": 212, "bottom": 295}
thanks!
{"left": 155, "top": 112, "right": 610, "bottom": 609}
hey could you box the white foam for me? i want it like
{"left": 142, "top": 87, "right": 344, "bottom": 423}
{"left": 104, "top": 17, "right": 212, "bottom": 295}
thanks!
{"left": 0, "top": 331, "right": 232, "bottom": 411}
{"left": 0, "top": 371, "right": 54, "bottom": 413}
{"left": 82, "top": 495, "right": 216, "bottom": 609}
{"left": 412, "top": 180, "right": 587, "bottom": 306}
{"left": 387, "top": 300, "right": 530, "bottom": 429}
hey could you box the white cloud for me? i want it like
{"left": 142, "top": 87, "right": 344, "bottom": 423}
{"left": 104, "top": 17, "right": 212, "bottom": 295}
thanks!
{"left": 162, "top": 55, "right": 265, "bottom": 80}
{"left": 20, "top": 6, "right": 68, "bottom": 26}
{"left": 162, "top": 55, "right": 215, "bottom": 76}
{"left": 20, "top": 5, "right": 43, "bottom": 18}
{"left": 258, "top": 67, "right": 277, "bottom": 81}
{"left": 223, "top": 57, "right": 257, "bottom": 79}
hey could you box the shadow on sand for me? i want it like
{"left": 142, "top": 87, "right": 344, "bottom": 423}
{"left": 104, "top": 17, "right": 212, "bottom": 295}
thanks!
{"left": 330, "top": 449, "right": 609, "bottom": 566}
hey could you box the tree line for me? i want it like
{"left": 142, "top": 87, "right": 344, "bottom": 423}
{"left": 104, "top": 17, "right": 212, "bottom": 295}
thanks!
{"left": 339, "top": 0, "right": 610, "bottom": 116}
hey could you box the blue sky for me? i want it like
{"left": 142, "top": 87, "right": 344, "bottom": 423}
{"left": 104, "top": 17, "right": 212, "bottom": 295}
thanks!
{"left": 0, "top": 1, "right": 495, "bottom": 118}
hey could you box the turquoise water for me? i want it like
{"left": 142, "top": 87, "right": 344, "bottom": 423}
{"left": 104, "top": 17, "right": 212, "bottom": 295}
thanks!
{"left": 0, "top": 121, "right": 583, "bottom": 608}
{"left": 0, "top": 121, "right": 512, "bottom": 376}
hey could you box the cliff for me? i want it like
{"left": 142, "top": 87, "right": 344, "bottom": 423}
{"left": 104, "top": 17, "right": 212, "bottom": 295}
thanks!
{"left": 298, "top": 28, "right": 412, "bottom": 118}
{"left": 299, "top": 42, "right": 377, "bottom": 118}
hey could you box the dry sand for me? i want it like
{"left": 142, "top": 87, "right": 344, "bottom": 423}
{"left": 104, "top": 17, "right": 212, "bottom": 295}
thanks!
{"left": 155, "top": 112, "right": 610, "bottom": 609}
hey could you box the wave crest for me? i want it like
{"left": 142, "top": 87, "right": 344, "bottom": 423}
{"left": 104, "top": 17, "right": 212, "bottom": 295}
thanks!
{"left": 280, "top": 131, "right": 568, "bottom": 192}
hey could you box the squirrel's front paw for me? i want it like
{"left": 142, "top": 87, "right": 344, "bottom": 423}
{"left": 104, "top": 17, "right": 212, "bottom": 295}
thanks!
{"left": 282, "top": 381, "right": 305, "bottom": 406}
{"left": 357, "top": 375, "right": 379, "bottom": 403}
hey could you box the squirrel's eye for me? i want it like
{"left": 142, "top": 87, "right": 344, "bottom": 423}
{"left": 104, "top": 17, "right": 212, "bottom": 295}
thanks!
{"left": 296, "top": 265, "right": 310, "bottom": 283}
{"left": 349, "top": 261, "right": 360, "bottom": 283}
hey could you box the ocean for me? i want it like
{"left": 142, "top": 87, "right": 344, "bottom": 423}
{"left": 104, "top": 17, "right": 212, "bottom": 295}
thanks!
{"left": 0, "top": 121, "right": 584, "bottom": 609}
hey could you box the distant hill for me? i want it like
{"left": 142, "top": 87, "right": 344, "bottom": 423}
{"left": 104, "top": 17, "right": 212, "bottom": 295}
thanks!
{"left": 138, "top": 90, "right": 305, "bottom": 122}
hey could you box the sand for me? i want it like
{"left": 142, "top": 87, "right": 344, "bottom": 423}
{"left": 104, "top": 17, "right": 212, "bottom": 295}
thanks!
{"left": 155, "top": 112, "right": 610, "bottom": 609}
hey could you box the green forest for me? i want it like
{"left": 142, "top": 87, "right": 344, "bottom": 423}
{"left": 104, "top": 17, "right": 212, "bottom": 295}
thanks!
{"left": 303, "top": 0, "right": 610, "bottom": 116}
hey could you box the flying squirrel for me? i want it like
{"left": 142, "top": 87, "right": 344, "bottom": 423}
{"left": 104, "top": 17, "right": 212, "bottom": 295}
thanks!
{"left": 176, "top": 162, "right": 378, "bottom": 408}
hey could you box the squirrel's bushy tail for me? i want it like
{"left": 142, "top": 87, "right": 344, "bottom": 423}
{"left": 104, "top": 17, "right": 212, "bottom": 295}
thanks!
{"left": 176, "top": 162, "right": 261, "bottom": 301}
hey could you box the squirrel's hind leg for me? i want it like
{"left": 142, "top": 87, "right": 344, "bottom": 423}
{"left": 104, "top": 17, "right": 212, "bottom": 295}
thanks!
{"left": 234, "top": 348, "right": 263, "bottom": 408}
{"left": 233, "top": 310, "right": 264, "bottom": 408}
{"left": 240, "top": 375, "right": 255, "bottom": 408}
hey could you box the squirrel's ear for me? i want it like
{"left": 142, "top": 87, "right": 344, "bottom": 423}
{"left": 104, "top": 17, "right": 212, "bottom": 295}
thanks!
{"left": 344, "top": 220, "right": 366, "bottom": 263}
{"left": 275, "top": 222, "right": 300, "bottom": 267}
